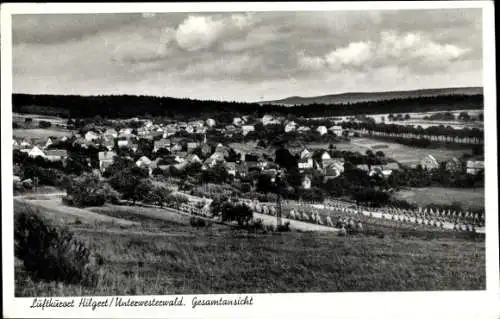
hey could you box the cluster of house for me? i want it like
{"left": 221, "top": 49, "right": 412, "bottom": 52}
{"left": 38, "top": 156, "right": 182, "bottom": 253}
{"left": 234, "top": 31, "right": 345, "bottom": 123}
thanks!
{"left": 420, "top": 154, "right": 484, "bottom": 175}
{"left": 13, "top": 137, "right": 69, "bottom": 163}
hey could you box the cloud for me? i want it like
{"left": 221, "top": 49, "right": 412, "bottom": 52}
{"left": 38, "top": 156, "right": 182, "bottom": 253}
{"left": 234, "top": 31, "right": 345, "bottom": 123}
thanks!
{"left": 298, "top": 30, "right": 472, "bottom": 74}
{"left": 175, "top": 15, "right": 225, "bottom": 51}
{"left": 325, "top": 41, "right": 375, "bottom": 69}
{"left": 12, "top": 10, "right": 483, "bottom": 101}
{"left": 174, "top": 13, "right": 254, "bottom": 52}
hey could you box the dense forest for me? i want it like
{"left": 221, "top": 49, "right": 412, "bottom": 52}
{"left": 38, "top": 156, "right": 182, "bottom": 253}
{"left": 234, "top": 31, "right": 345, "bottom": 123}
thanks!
{"left": 12, "top": 93, "right": 483, "bottom": 120}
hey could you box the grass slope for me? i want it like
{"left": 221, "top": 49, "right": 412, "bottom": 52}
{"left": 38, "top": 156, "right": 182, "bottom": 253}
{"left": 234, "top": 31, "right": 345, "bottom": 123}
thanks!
{"left": 14, "top": 201, "right": 485, "bottom": 296}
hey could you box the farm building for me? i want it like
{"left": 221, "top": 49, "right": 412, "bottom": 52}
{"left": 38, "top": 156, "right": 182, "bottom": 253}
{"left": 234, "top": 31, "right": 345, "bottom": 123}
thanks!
{"left": 420, "top": 154, "right": 439, "bottom": 170}
{"left": 466, "top": 160, "right": 484, "bottom": 175}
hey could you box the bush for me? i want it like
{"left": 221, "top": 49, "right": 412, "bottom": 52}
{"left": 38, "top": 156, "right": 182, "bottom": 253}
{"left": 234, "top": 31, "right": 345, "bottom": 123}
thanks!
{"left": 14, "top": 206, "right": 100, "bottom": 286}
{"left": 277, "top": 221, "right": 291, "bottom": 232}
{"left": 190, "top": 216, "right": 207, "bottom": 228}
{"left": 39, "top": 120, "right": 52, "bottom": 128}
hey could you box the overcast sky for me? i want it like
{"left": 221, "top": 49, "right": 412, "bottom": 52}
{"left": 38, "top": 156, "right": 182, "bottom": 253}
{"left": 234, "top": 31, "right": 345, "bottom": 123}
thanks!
{"left": 12, "top": 9, "right": 482, "bottom": 102}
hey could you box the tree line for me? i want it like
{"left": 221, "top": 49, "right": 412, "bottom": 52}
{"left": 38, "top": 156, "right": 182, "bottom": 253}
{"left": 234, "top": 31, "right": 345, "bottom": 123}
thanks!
{"left": 13, "top": 93, "right": 483, "bottom": 120}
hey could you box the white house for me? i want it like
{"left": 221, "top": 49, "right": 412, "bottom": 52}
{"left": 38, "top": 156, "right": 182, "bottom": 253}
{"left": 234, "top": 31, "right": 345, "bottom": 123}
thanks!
{"left": 302, "top": 175, "right": 312, "bottom": 189}
{"left": 284, "top": 121, "right": 297, "bottom": 133}
{"left": 241, "top": 125, "right": 255, "bottom": 136}
{"left": 85, "top": 131, "right": 99, "bottom": 142}
{"left": 206, "top": 118, "right": 216, "bottom": 127}
{"left": 300, "top": 148, "right": 311, "bottom": 159}
{"left": 316, "top": 126, "right": 328, "bottom": 136}
{"left": 117, "top": 139, "right": 129, "bottom": 148}
{"left": 420, "top": 154, "right": 439, "bottom": 170}
{"left": 329, "top": 125, "right": 343, "bottom": 137}
{"left": 204, "top": 151, "right": 226, "bottom": 168}
{"left": 298, "top": 157, "right": 314, "bottom": 170}
{"left": 98, "top": 151, "right": 116, "bottom": 172}
{"left": 261, "top": 114, "right": 281, "bottom": 126}
{"left": 44, "top": 137, "right": 54, "bottom": 149}
{"left": 25, "top": 146, "right": 45, "bottom": 158}
{"left": 321, "top": 151, "right": 331, "bottom": 161}
{"left": 233, "top": 117, "right": 244, "bottom": 126}
{"left": 136, "top": 156, "right": 155, "bottom": 168}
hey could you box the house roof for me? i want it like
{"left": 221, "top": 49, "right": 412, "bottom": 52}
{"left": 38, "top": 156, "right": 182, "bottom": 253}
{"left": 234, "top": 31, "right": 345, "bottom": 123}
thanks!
{"left": 383, "top": 162, "right": 400, "bottom": 170}
{"left": 154, "top": 139, "right": 171, "bottom": 148}
{"left": 45, "top": 149, "right": 68, "bottom": 157}
{"left": 225, "top": 162, "right": 236, "bottom": 170}
{"left": 137, "top": 156, "right": 153, "bottom": 165}
{"left": 422, "top": 154, "right": 438, "bottom": 163}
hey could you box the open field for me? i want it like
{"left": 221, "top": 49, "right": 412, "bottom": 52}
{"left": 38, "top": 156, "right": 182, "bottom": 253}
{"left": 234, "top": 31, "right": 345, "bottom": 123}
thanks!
{"left": 14, "top": 196, "right": 485, "bottom": 296}
{"left": 13, "top": 112, "right": 67, "bottom": 124}
{"left": 327, "top": 138, "right": 473, "bottom": 166}
{"left": 14, "top": 198, "right": 138, "bottom": 227}
{"left": 13, "top": 128, "right": 72, "bottom": 139}
{"left": 229, "top": 142, "right": 275, "bottom": 158}
{"left": 393, "top": 187, "right": 485, "bottom": 211}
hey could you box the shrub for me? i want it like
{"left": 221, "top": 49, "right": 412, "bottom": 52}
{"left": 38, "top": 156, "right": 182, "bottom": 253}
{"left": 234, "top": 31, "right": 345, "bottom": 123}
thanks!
{"left": 39, "top": 120, "right": 52, "bottom": 128}
{"left": 277, "top": 221, "right": 291, "bottom": 232}
{"left": 190, "top": 216, "right": 207, "bottom": 228}
{"left": 14, "top": 206, "right": 100, "bottom": 286}
{"left": 64, "top": 174, "right": 109, "bottom": 207}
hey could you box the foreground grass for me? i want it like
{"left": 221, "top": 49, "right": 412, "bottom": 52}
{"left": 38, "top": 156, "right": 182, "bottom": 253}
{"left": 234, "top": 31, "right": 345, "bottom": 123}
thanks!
{"left": 15, "top": 218, "right": 485, "bottom": 296}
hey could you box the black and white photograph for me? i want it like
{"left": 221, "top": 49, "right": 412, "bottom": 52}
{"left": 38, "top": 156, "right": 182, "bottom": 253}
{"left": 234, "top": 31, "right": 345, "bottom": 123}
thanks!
{"left": 2, "top": 2, "right": 498, "bottom": 319}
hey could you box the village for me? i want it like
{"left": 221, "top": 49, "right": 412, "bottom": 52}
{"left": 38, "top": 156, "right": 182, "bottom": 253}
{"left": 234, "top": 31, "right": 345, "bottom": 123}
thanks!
{"left": 13, "top": 110, "right": 485, "bottom": 234}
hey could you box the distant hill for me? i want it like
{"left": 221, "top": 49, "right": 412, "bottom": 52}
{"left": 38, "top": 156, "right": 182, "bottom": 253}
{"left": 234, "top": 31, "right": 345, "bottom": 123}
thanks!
{"left": 259, "top": 87, "right": 483, "bottom": 106}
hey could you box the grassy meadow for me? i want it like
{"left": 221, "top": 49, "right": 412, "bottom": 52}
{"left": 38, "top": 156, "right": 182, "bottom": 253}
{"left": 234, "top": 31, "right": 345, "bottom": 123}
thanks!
{"left": 13, "top": 128, "right": 71, "bottom": 139}
{"left": 311, "top": 138, "right": 473, "bottom": 166}
{"left": 14, "top": 198, "right": 485, "bottom": 296}
{"left": 393, "top": 187, "right": 485, "bottom": 211}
